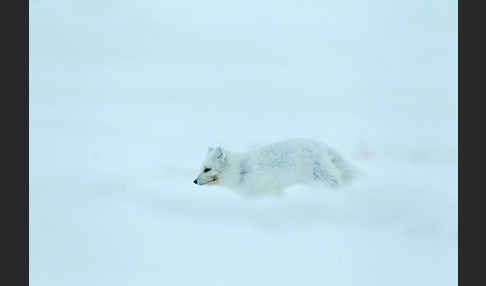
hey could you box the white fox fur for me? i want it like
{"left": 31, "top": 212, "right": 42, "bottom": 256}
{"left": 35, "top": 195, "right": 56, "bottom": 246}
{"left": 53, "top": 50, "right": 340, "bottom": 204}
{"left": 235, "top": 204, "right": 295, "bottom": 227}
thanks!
{"left": 193, "top": 138, "right": 357, "bottom": 196}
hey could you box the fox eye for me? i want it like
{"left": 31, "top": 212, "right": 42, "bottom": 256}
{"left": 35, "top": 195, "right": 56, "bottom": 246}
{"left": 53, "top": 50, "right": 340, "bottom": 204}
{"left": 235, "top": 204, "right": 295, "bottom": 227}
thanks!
{"left": 204, "top": 168, "right": 211, "bottom": 173}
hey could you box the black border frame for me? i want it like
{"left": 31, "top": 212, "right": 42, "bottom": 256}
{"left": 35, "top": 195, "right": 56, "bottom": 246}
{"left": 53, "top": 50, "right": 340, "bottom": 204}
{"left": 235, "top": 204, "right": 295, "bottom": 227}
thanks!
{"left": 2, "top": 0, "right": 29, "bottom": 284}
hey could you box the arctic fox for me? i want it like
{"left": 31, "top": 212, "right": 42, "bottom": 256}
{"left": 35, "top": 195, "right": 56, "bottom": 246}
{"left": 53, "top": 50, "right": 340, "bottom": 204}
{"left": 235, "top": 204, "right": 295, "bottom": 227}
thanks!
{"left": 193, "top": 138, "right": 357, "bottom": 196}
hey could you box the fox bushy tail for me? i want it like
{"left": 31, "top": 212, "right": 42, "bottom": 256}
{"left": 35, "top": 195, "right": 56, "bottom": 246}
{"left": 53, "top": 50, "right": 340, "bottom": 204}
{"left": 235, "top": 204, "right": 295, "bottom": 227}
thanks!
{"left": 327, "top": 147, "right": 359, "bottom": 184}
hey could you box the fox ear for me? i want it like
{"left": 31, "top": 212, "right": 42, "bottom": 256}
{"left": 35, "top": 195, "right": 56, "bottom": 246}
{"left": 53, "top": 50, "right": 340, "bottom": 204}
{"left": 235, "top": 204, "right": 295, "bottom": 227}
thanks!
{"left": 214, "top": 146, "right": 226, "bottom": 161}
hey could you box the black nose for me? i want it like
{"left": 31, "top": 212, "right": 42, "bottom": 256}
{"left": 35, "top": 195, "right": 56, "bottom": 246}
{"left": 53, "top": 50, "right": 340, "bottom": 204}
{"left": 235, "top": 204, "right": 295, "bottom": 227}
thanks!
{"left": 193, "top": 179, "right": 197, "bottom": 184}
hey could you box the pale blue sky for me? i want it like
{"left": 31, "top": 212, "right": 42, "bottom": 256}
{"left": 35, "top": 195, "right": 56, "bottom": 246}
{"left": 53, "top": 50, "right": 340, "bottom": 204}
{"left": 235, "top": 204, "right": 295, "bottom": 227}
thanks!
{"left": 30, "top": 0, "right": 457, "bottom": 101}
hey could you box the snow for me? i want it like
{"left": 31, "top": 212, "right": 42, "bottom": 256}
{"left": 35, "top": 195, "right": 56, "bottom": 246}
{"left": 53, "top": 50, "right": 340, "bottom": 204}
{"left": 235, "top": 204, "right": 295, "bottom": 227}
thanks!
{"left": 30, "top": 1, "right": 457, "bottom": 285}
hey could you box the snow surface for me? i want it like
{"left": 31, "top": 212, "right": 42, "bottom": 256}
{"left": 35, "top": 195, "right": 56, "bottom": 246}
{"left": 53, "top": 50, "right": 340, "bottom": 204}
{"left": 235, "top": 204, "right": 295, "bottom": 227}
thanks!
{"left": 30, "top": 1, "right": 457, "bottom": 285}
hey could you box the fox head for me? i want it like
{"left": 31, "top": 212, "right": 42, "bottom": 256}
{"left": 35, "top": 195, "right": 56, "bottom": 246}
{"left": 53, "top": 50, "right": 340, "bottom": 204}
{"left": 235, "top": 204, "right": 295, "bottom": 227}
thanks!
{"left": 193, "top": 146, "right": 227, "bottom": 186}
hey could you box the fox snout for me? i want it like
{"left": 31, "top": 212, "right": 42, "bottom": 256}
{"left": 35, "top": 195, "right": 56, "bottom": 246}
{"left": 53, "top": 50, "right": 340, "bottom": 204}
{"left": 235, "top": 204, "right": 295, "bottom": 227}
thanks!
{"left": 193, "top": 176, "right": 218, "bottom": 186}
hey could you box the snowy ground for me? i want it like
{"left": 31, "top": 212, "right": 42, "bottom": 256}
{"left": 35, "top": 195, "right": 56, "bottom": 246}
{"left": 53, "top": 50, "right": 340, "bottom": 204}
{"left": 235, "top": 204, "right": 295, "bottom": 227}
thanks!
{"left": 30, "top": 1, "right": 457, "bottom": 285}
